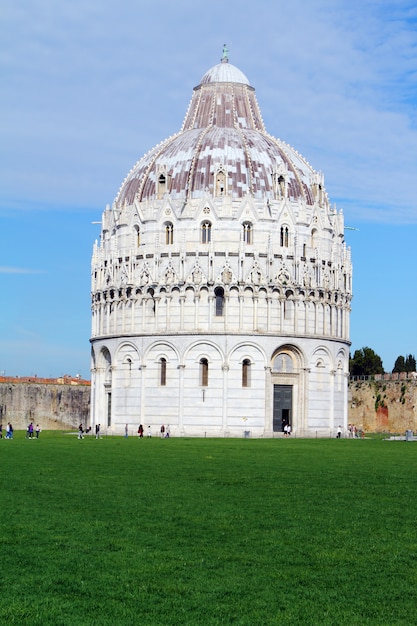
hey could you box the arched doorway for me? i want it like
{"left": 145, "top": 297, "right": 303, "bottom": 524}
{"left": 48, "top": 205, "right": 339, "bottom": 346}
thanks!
{"left": 271, "top": 349, "right": 302, "bottom": 434}
{"left": 273, "top": 384, "right": 292, "bottom": 433}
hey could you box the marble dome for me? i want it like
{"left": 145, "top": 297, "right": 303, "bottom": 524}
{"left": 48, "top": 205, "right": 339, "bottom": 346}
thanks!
{"left": 115, "top": 57, "right": 318, "bottom": 208}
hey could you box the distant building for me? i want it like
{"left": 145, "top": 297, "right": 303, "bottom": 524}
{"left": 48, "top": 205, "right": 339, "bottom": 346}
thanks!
{"left": 90, "top": 52, "right": 352, "bottom": 436}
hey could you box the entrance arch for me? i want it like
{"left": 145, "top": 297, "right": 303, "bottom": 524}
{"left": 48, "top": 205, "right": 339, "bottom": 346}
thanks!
{"left": 271, "top": 346, "right": 305, "bottom": 434}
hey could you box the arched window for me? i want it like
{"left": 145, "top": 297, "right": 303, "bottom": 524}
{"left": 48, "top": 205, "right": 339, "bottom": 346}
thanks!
{"left": 242, "top": 222, "right": 252, "bottom": 244}
{"left": 201, "top": 221, "right": 211, "bottom": 244}
{"left": 317, "top": 184, "right": 323, "bottom": 205}
{"left": 165, "top": 222, "right": 173, "bottom": 245}
{"left": 278, "top": 175, "right": 286, "bottom": 197}
{"left": 280, "top": 226, "right": 289, "bottom": 247}
{"left": 311, "top": 229, "right": 318, "bottom": 250}
{"left": 273, "top": 353, "right": 294, "bottom": 373}
{"left": 133, "top": 225, "right": 140, "bottom": 247}
{"left": 160, "top": 358, "right": 166, "bottom": 386}
{"left": 124, "top": 357, "right": 132, "bottom": 385}
{"left": 242, "top": 359, "right": 251, "bottom": 387}
{"left": 200, "top": 358, "right": 208, "bottom": 386}
{"left": 215, "top": 170, "right": 226, "bottom": 196}
{"left": 158, "top": 174, "right": 166, "bottom": 199}
{"left": 214, "top": 286, "right": 224, "bottom": 317}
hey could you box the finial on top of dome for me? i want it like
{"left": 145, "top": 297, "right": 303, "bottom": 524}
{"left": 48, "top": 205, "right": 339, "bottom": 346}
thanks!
{"left": 221, "top": 44, "right": 229, "bottom": 63}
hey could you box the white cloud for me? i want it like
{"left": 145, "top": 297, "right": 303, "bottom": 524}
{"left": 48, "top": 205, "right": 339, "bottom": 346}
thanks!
{"left": 0, "top": 266, "right": 43, "bottom": 274}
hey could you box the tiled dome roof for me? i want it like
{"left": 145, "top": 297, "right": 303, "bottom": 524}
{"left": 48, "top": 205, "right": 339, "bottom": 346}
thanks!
{"left": 115, "top": 58, "right": 318, "bottom": 208}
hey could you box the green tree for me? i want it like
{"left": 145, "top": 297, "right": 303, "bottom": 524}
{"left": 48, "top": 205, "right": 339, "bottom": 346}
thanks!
{"left": 406, "top": 354, "right": 416, "bottom": 372}
{"left": 393, "top": 354, "right": 416, "bottom": 373}
{"left": 393, "top": 356, "right": 405, "bottom": 373}
{"left": 349, "top": 347, "right": 384, "bottom": 376}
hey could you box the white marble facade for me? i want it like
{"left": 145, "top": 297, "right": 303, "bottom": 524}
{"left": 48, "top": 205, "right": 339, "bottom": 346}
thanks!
{"left": 90, "top": 54, "right": 352, "bottom": 437}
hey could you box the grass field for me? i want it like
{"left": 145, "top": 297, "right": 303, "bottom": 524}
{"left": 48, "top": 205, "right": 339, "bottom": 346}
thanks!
{"left": 1, "top": 433, "right": 417, "bottom": 625}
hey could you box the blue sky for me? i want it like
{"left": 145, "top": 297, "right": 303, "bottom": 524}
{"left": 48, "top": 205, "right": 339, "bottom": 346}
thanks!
{"left": 1, "top": 0, "right": 416, "bottom": 377}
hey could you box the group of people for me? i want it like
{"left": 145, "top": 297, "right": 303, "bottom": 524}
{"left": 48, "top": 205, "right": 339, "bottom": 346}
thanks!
{"left": 78, "top": 424, "right": 92, "bottom": 439}
{"left": 1, "top": 421, "right": 173, "bottom": 439}
{"left": 337, "top": 424, "right": 364, "bottom": 438}
{"left": 76, "top": 423, "right": 173, "bottom": 438}
{"left": 0, "top": 423, "right": 14, "bottom": 439}
{"left": 0, "top": 423, "right": 42, "bottom": 439}
{"left": 348, "top": 423, "right": 359, "bottom": 438}
{"left": 25, "top": 422, "right": 41, "bottom": 439}
{"left": 136, "top": 424, "right": 170, "bottom": 438}
{"left": 160, "top": 424, "right": 170, "bottom": 438}
{"left": 283, "top": 423, "right": 292, "bottom": 437}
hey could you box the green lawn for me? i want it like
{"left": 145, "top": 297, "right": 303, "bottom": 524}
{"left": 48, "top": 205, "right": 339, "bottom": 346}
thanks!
{"left": 1, "top": 433, "right": 416, "bottom": 625}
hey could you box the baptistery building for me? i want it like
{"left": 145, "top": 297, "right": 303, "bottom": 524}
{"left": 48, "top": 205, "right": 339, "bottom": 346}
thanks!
{"left": 90, "top": 52, "right": 352, "bottom": 437}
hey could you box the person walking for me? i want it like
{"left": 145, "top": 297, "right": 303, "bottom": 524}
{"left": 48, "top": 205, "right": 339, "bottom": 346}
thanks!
{"left": 125, "top": 423, "right": 129, "bottom": 438}
{"left": 35, "top": 424, "right": 41, "bottom": 439}
{"left": 95, "top": 424, "right": 100, "bottom": 439}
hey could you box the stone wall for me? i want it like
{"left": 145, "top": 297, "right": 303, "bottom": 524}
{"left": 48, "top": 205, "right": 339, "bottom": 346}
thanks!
{"left": 0, "top": 377, "right": 90, "bottom": 430}
{"left": 348, "top": 375, "right": 417, "bottom": 433}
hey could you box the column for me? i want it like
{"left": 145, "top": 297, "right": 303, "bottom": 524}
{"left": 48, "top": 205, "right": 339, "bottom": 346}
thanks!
{"left": 330, "top": 369, "right": 335, "bottom": 431}
{"left": 179, "top": 294, "right": 185, "bottom": 330}
{"left": 194, "top": 292, "right": 199, "bottom": 330}
{"left": 222, "top": 364, "right": 229, "bottom": 431}
{"left": 343, "top": 372, "right": 349, "bottom": 429}
{"left": 293, "top": 299, "right": 298, "bottom": 334}
{"left": 139, "top": 365, "right": 146, "bottom": 424}
{"left": 264, "top": 366, "right": 272, "bottom": 436}
{"left": 178, "top": 364, "right": 185, "bottom": 435}
{"left": 105, "top": 303, "right": 110, "bottom": 335}
{"left": 266, "top": 296, "right": 271, "bottom": 332}
{"left": 154, "top": 297, "right": 160, "bottom": 332}
{"left": 253, "top": 295, "right": 258, "bottom": 331}
{"left": 301, "top": 368, "right": 310, "bottom": 435}
{"left": 166, "top": 296, "right": 171, "bottom": 331}
{"left": 90, "top": 367, "right": 97, "bottom": 428}
{"left": 131, "top": 299, "right": 135, "bottom": 333}
{"left": 208, "top": 295, "right": 214, "bottom": 330}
